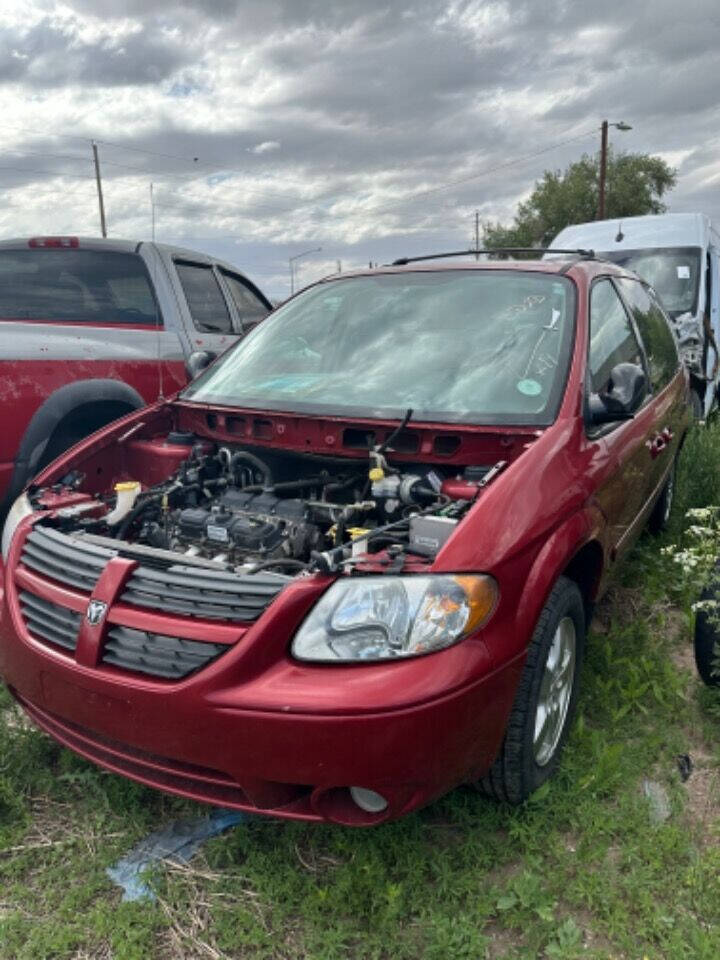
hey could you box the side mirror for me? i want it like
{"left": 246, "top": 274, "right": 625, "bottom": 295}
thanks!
{"left": 185, "top": 350, "right": 216, "bottom": 380}
{"left": 588, "top": 362, "right": 647, "bottom": 425}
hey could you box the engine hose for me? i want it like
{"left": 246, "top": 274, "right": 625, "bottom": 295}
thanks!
{"left": 114, "top": 481, "right": 204, "bottom": 539}
{"left": 239, "top": 475, "right": 327, "bottom": 495}
{"left": 115, "top": 493, "right": 161, "bottom": 540}
{"left": 245, "top": 558, "right": 308, "bottom": 574}
{"left": 230, "top": 451, "right": 274, "bottom": 487}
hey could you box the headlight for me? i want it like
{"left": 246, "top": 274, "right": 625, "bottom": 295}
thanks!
{"left": 1, "top": 493, "right": 33, "bottom": 562}
{"left": 292, "top": 574, "right": 498, "bottom": 662}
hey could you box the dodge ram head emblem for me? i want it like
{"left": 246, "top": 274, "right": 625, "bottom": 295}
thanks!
{"left": 86, "top": 600, "right": 108, "bottom": 626}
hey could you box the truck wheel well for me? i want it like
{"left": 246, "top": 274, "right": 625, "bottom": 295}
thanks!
{"left": 562, "top": 540, "right": 604, "bottom": 621}
{"left": 37, "top": 400, "right": 138, "bottom": 471}
{"left": 0, "top": 379, "right": 144, "bottom": 520}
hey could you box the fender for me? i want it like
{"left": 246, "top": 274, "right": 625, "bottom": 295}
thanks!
{"left": 510, "top": 505, "right": 606, "bottom": 659}
{"left": 0, "top": 379, "right": 144, "bottom": 516}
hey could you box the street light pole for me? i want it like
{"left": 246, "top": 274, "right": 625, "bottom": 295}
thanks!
{"left": 597, "top": 120, "right": 632, "bottom": 220}
{"left": 289, "top": 247, "right": 322, "bottom": 295}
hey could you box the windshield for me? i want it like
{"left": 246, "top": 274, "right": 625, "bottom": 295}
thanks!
{"left": 598, "top": 247, "right": 701, "bottom": 317}
{"left": 183, "top": 270, "right": 576, "bottom": 425}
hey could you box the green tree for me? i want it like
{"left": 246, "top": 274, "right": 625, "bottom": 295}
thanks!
{"left": 482, "top": 149, "right": 677, "bottom": 250}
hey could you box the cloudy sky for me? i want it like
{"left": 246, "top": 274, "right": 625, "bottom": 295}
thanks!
{"left": 0, "top": 0, "right": 718, "bottom": 297}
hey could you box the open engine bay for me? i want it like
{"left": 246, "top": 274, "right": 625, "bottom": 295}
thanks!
{"left": 28, "top": 415, "right": 509, "bottom": 580}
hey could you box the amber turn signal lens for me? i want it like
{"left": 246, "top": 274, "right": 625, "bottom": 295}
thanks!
{"left": 452, "top": 575, "right": 499, "bottom": 635}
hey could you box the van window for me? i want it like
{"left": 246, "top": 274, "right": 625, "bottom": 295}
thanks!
{"left": 589, "top": 279, "right": 645, "bottom": 394}
{"left": 219, "top": 270, "right": 269, "bottom": 330}
{"left": 598, "top": 247, "right": 701, "bottom": 318}
{"left": 0, "top": 249, "right": 161, "bottom": 325}
{"left": 175, "top": 262, "right": 233, "bottom": 334}
{"left": 615, "top": 278, "right": 680, "bottom": 392}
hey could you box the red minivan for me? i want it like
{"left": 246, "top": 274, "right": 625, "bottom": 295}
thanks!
{"left": 0, "top": 253, "right": 690, "bottom": 825}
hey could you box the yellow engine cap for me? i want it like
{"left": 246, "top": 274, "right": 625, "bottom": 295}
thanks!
{"left": 368, "top": 467, "right": 385, "bottom": 482}
{"left": 114, "top": 481, "right": 141, "bottom": 492}
{"left": 347, "top": 527, "right": 371, "bottom": 540}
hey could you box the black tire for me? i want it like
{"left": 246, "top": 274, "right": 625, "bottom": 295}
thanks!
{"left": 647, "top": 458, "right": 676, "bottom": 534}
{"left": 479, "top": 576, "right": 585, "bottom": 804}
{"left": 694, "top": 584, "right": 720, "bottom": 686}
{"left": 690, "top": 389, "right": 704, "bottom": 420}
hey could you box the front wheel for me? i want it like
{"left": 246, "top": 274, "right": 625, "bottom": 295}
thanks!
{"left": 478, "top": 576, "right": 585, "bottom": 804}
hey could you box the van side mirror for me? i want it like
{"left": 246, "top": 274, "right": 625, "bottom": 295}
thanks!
{"left": 588, "top": 362, "right": 647, "bottom": 425}
{"left": 185, "top": 350, "right": 216, "bottom": 380}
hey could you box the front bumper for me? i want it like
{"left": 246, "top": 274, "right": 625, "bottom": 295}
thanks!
{"left": 0, "top": 522, "right": 523, "bottom": 825}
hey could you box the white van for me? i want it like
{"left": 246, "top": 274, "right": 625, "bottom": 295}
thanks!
{"left": 551, "top": 214, "right": 720, "bottom": 417}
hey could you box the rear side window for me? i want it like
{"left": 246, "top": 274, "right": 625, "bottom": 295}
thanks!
{"left": 616, "top": 277, "right": 680, "bottom": 392}
{"left": 175, "top": 262, "right": 233, "bottom": 334}
{"left": 588, "top": 279, "right": 645, "bottom": 394}
{"left": 0, "top": 249, "right": 160, "bottom": 325}
{"left": 220, "top": 270, "right": 269, "bottom": 330}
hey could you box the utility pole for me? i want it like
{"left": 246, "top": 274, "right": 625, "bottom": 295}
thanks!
{"left": 597, "top": 120, "right": 632, "bottom": 220}
{"left": 91, "top": 141, "right": 107, "bottom": 238}
{"left": 474, "top": 210, "right": 480, "bottom": 260}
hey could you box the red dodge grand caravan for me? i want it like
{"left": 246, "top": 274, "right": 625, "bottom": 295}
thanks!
{"left": 0, "top": 253, "right": 690, "bottom": 825}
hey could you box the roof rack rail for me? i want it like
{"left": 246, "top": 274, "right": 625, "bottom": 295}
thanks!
{"left": 389, "top": 247, "right": 596, "bottom": 266}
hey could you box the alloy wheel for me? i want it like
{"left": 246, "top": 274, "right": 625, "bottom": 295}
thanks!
{"left": 533, "top": 616, "right": 576, "bottom": 767}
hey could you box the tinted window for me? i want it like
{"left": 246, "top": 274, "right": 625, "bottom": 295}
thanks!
{"left": 220, "top": 271, "right": 269, "bottom": 329}
{"left": 176, "top": 262, "right": 232, "bottom": 334}
{"left": 616, "top": 277, "right": 680, "bottom": 391}
{"left": 589, "top": 280, "right": 645, "bottom": 394}
{"left": 184, "top": 271, "right": 576, "bottom": 426}
{"left": 0, "top": 250, "right": 160, "bottom": 325}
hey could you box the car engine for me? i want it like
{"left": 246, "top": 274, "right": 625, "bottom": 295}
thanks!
{"left": 44, "top": 435, "right": 492, "bottom": 575}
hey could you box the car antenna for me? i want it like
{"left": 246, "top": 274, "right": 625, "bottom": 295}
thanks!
{"left": 615, "top": 221, "right": 625, "bottom": 242}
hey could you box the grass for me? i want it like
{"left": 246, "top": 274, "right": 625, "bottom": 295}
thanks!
{"left": 2, "top": 426, "right": 720, "bottom": 959}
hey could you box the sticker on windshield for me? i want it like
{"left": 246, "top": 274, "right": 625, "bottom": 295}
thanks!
{"left": 517, "top": 378, "right": 542, "bottom": 396}
{"left": 677, "top": 265, "right": 691, "bottom": 279}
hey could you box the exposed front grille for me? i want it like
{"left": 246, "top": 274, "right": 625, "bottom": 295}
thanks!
{"left": 20, "top": 526, "right": 115, "bottom": 592}
{"left": 19, "top": 590, "right": 81, "bottom": 652}
{"left": 121, "top": 565, "right": 289, "bottom": 621}
{"left": 102, "top": 625, "right": 227, "bottom": 679}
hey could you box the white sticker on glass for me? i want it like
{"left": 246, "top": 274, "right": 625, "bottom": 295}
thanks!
{"left": 677, "top": 265, "right": 691, "bottom": 279}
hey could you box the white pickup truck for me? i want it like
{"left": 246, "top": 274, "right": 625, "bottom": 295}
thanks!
{"left": 551, "top": 213, "right": 719, "bottom": 417}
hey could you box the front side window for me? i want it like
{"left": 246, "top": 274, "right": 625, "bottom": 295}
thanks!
{"left": 220, "top": 271, "right": 269, "bottom": 330}
{"left": 175, "top": 262, "right": 232, "bottom": 334}
{"left": 0, "top": 249, "right": 160, "bottom": 325}
{"left": 183, "top": 270, "right": 576, "bottom": 426}
{"left": 615, "top": 277, "right": 680, "bottom": 392}
{"left": 588, "top": 279, "right": 645, "bottom": 395}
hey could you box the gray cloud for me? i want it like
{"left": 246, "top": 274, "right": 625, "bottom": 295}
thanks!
{"left": 0, "top": 16, "right": 194, "bottom": 87}
{"left": 0, "top": 0, "right": 719, "bottom": 298}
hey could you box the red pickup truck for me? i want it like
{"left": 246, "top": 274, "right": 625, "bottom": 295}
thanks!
{"left": 0, "top": 235, "right": 271, "bottom": 519}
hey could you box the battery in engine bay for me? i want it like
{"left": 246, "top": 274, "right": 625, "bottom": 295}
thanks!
{"left": 408, "top": 515, "right": 458, "bottom": 555}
